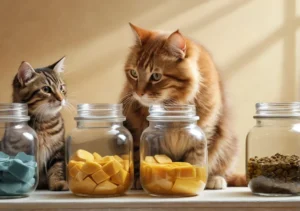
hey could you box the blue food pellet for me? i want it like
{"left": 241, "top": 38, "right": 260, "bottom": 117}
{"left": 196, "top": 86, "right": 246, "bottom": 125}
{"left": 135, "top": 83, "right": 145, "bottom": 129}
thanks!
{"left": 0, "top": 152, "right": 9, "bottom": 161}
{"left": 15, "top": 152, "right": 34, "bottom": 162}
{"left": 8, "top": 159, "right": 35, "bottom": 183}
{"left": 20, "top": 178, "right": 36, "bottom": 193}
{"left": 0, "top": 160, "right": 11, "bottom": 171}
{"left": 0, "top": 182, "right": 22, "bottom": 195}
{"left": 1, "top": 172, "right": 20, "bottom": 182}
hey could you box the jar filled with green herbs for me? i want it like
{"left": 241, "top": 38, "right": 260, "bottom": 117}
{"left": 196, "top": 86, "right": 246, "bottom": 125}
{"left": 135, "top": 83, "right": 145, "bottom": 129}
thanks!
{"left": 246, "top": 103, "right": 300, "bottom": 196}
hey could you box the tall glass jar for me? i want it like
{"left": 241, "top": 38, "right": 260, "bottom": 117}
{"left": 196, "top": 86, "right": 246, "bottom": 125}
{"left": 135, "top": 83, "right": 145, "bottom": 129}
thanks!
{"left": 0, "top": 103, "right": 38, "bottom": 198}
{"left": 246, "top": 103, "right": 300, "bottom": 196}
{"left": 140, "top": 105, "right": 208, "bottom": 197}
{"left": 66, "top": 104, "right": 133, "bottom": 197}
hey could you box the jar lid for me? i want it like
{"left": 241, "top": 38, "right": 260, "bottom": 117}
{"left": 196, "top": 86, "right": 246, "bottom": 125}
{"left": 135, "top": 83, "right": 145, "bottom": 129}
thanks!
{"left": 75, "top": 104, "right": 126, "bottom": 122}
{"left": 147, "top": 105, "right": 199, "bottom": 122}
{"left": 254, "top": 102, "right": 300, "bottom": 118}
{"left": 0, "top": 103, "right": 30, "bottom": 122}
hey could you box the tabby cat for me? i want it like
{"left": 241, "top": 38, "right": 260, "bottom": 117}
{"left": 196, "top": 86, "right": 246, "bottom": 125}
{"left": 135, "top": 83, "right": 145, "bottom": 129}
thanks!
{"left": 12, "top": 58, "right": 68, "bottom": 191}
{"left": 120, "top": 24, "right": 246, "bottom": 189}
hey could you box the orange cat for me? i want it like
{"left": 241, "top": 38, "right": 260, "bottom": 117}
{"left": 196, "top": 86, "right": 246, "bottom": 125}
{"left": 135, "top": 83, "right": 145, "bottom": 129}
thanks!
{"left": 120, "top": 23, "right": 246, "bottom": 189}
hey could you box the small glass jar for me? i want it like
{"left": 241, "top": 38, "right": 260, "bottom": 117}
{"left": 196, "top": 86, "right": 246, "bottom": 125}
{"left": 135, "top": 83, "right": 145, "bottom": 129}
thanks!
{"left": 0, "top": 103, "right": 38, "bottom": 198}
{"left": 246, "top": 103, "right": 300, "bottom": 196}
{"left": 66, "top": 104, "right": 133, "bottom": 197}
{"left": 140, "top": 105, "right": 208, "bottom": 197}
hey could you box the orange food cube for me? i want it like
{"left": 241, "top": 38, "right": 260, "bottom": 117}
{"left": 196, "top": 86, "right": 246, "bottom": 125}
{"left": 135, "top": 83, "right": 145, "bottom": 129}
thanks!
{"left": 93, "top": 152, "right": 102, "bottom": 162}
{"left": 113, "top": 155, "right": 123, "bottom": 163}
{"left": 69, "top": 177, "right": 96, "bottom": 194}
{"left": 171, "top": 178, "right": 201, "bottom": 195}
{"left": 195, "top": 166, "right": 207, "bottom": 182}
{"left": 92, "top": 169, "right": 110, "bottom": 184}
{"left": 102, "top": 160, "right": 123, "bottom": 176}
{"left": 175, "top": 165, "right": 196, "bottom": 178}
{"left": 69, "top": 165, "right": 81, "bottom": 178}
{"left": 97, "top": 156, "right": 115, "bottom": 165}
{"left": 154, "top": 155, "right": 172, "bottom": 164}
{"left": 81, "top": 161, "right": 102, "bottom": 175}
{"left": 93, "top": 180, "right": 118, "bottom": 195}
{"left": 122, "top": 160, "right": 130, "bottom": 172}
{"left": 120, "top": 154, "right": 129, "bottom": 160}
{"left": 76, "top": 171, "right": 88, "bottom": 182}
{"left": 72, "top": 149, "right": 94, "bottom": 162}
{"left": 111, "top": 169, "right": 129, "bottom": 185}
{"left": 145, "top": 156, "right": 157, "bottom": 163}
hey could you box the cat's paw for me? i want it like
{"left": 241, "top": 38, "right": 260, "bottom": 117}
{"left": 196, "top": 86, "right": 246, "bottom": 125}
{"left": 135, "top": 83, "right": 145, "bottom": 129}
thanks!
{"left": 206, "top": 176, "right": 227, "bottom": 189}
{"left": 49, "top": 180, "right": 69, "bottom": 191}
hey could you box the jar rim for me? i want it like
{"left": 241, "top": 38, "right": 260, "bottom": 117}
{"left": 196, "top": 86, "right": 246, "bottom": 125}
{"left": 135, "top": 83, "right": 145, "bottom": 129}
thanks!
{"left": 254, "top": 102, "right": 300, "bottom": 118}
{"left": 75, "top": 103, "right": 126, "bottom": 122}
{"left": 147, "top": 104, "right": 199, "bottom": 122}
{"left": 0, "top": 103, "right": 30, "bottom": 122}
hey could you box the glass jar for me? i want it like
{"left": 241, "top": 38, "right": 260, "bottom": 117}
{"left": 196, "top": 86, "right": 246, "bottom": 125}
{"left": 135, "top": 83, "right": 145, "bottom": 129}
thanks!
{"left": 140, "top": 105, "right": 208, "bottom": 197}
{"left": 0, "top": 103, "right": 38, "bottom": 198}
{"left": 66, "top": 104, "right": 133, "bottom": 197}
{"left": 246, "top": 103, "right": 300, "bottom": 196}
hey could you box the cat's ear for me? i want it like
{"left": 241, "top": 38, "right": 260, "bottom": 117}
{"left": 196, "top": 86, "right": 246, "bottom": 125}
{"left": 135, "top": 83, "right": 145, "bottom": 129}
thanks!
{"left": 48, "top": 56, "right": 65, "bottom": 73}
{"left": 166, "top": 30, "right": 186, "bottom": 59}
{"left": 17, "top": 61, "right": 36, "bottom": 85}
{"left": 129, "top": 23, "right": 151, "bottom": 46}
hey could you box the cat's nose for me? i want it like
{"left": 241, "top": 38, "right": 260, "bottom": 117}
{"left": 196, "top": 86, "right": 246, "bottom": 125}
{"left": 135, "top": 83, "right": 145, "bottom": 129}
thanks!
{"left": 136, "top": 91, "right": 144, "bottom": 97}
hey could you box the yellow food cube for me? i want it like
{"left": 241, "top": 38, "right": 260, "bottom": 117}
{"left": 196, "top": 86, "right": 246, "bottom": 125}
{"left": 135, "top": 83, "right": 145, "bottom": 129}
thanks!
{"left": 113, "top": 155, "right": 123, "bottom": 163}
{"left": 141, "top": 162, "right": 152, "bottom": 185}
{"left": 145, "top": 156, "right": 157, "bottom": 163}
{"left": 68, "top": 160, "right": 84, "bottom": 169}
{"left": 93, "top": 180, "right": 118, "bottom": 195}
{"left": 69, "top": 165, "right": 81, "bottom": 178}
{"left": 97, "top": 156, "right": 115, "bottom": 165}
{"left": 195, "top": 166, "right": 207, "bottom": 182}
{"left": 175, "top": 166, "right": 196, "bottom": 178}
{"left": 72, "top": 149, "right": 94, "bottom": 162}
{"left": 171, "top": 178, "right": 201, "bottom": 195}
{"left": 154, "top": 155, "right": 172, "bottom": 164}
{"left": 111, "top": 169, "right": 129, "bottom": 185}
{"left": 172, "top": 162, "right": 192, "bottom": 166}
{"left": 76, "top": 171, "right": 88, "bottom": 182}
{"left": 93, "top": 152, "right": 102, "bottom": 162}
{"left": 155, "top": 179, "right": 173, "bottom": 191}
{"left": 81, "top": 161, "right": 102, "bottom": 175}
{"left": 92, "top": 169, "right": 110, "bottom": 184}
{"left": 123, "top": 160, "right": 130, "bottom": 172}
{"left": 151, "top": 164, "right": 176, "bottom": 180}
{"left": 69, "top": 177, "right": 97, "bottom": 194}
{"left": 102, "top": 160, "right": 123, "bottom": 176}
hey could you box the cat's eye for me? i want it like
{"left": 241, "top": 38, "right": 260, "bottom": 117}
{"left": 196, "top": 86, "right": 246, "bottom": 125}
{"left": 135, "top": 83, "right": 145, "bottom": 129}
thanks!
{"left": 129, "top": 69, "right": 138, "bottom": 79}
{"left": 42, "top": 86, "right": 52, "bottom": 93}
{"left": 151, "top": 73, "right": 162, "bottom": 81}
{"left": 60, "top": 84, "right": 66, "bottom": 92}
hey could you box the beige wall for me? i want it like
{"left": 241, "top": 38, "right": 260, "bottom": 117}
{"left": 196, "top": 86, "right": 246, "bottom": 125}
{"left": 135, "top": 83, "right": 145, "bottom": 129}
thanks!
{"left": 0, "top": 0, "right": 299, "bottom": 173}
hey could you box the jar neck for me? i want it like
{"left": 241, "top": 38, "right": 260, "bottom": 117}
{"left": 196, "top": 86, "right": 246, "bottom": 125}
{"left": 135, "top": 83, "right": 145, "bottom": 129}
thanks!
{"left": 76, "top": 120, "right": 123, "bottom": 128}
{"left": 256, "top": 118, "right": 300, "bottom": 126}
{"left": 149, "top": 121, "right": 197, "bottom": 128}
{"left": 0, "top": 121, "right": 27, "bottom": 128}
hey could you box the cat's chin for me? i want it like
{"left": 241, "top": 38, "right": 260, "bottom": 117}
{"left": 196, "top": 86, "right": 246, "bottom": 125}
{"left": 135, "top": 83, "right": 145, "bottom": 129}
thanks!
{"left": 133, "top": 93, "right": 161, "bottom": 107}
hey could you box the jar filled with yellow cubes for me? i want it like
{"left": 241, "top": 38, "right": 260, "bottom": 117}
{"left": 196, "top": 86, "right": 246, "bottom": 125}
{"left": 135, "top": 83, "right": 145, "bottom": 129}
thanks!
{"left": 66, "top": 104, "right": 133, "bottom": 197}
{"left": 140, "top": 105, "right": 208, "bottom": 197}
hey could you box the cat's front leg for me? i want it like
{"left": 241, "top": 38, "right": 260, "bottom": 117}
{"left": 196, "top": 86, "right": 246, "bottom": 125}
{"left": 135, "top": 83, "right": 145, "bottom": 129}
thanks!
{"left": 47, "top": 160, "right": 68, "bottom": 191}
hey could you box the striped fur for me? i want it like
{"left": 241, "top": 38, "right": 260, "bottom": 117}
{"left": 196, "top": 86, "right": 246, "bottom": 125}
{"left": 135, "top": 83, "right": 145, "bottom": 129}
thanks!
{"left": 12, "top": 58, "right": 68, "bottom": 191}
{"left": 120, "top": 24, "right": 246, "bottom": 189}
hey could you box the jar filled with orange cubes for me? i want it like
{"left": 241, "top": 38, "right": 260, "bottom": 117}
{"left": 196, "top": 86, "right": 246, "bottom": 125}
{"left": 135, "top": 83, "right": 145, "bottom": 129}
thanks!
{"left": 140, "top": 105, "right": 208, "bottom": 197}
{"left": 66, "top": 104, "right": 133, "bottom": 197}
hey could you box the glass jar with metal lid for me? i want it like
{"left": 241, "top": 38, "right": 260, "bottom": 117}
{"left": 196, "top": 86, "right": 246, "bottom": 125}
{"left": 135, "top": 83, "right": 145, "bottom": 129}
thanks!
{"left": 140, "top": 105, "right": 208, "bottom": 197}
{"left": 66, "top": 104, "right": 133, "bottom": 197}
{"left": 246, "top": 102, "right": 300, "bottom": 196}
{"left": 0, "top": 103, "right": 38, "bottom": 198}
